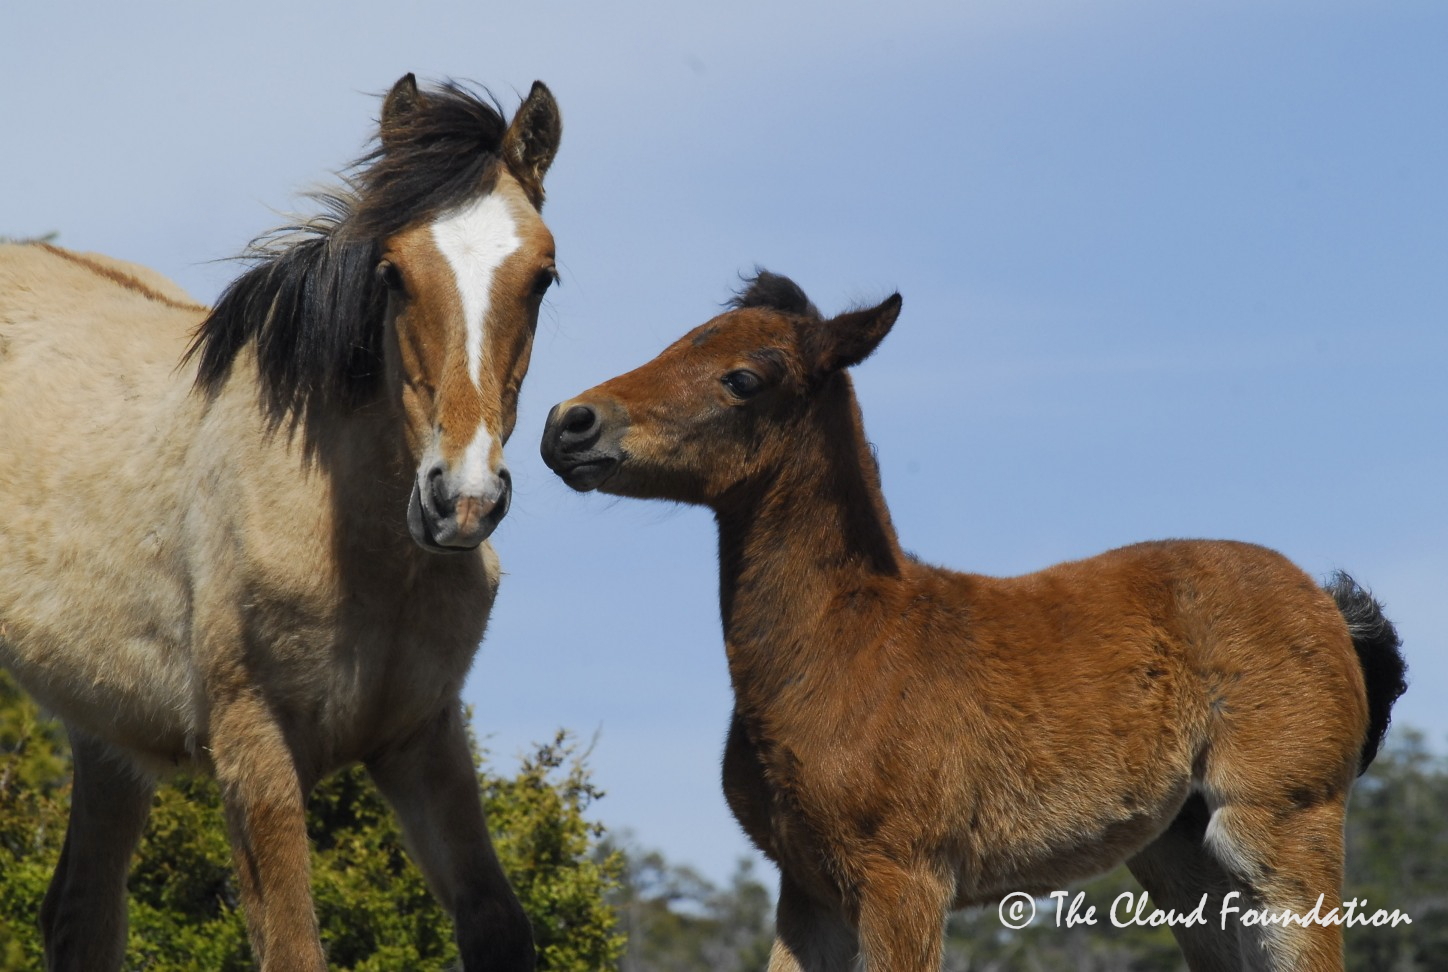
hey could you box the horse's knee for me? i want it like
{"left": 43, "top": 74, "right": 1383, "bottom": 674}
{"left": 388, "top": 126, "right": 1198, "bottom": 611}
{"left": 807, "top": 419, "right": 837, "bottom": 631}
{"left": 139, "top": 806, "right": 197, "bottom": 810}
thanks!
{"left": 39, "top": 874, "right": 129, "bottom": 972}
{"left": 455, "top": 887, "right": 536, "bottom": 971}
{"left": 770, "top": 878, "right": 857, "bottom": 972}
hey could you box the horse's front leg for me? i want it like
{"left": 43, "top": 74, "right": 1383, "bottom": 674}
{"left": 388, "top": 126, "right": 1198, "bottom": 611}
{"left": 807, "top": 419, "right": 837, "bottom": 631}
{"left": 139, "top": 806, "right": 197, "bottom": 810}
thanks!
{"left": 853, "top": 862, "right": 954, "bottom": 972}
{"left": 367, "top": 703, "right": 534, "bottom": 971}
{"left": 768, "top": 874, "right": 861, "bottom": 971}
{"left": 209, "top": 690, "right": 326, "bottom": 972}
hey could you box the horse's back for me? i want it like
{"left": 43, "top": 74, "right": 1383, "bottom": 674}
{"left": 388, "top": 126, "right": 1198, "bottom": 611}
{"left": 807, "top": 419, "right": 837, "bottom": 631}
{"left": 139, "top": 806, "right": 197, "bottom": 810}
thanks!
{"left": 955, "top": 538, "right": 1366, "bottom": 791}
{"left": 0, "top": 243, "right": 208, "bottom": 489}
{"left": 0, "top": 241, "right": 203, "bottom": 359}
{"left": 0, "top": 243, "right": 209, "bottom": 759}
{"left": 963, "top": 537, "right": 1362, "bottom": 711}
{"left": 888, "top": 539, "right": 1368, "bottom": 899}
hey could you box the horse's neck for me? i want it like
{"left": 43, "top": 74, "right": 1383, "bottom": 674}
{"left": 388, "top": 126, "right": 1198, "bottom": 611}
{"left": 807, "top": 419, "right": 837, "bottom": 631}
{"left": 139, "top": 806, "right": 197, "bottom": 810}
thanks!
{"left": 306, "top": 405, "right": 415, "bottom": 550}
{"left": 714, "top": 377, "right": 904, "bottom": 709}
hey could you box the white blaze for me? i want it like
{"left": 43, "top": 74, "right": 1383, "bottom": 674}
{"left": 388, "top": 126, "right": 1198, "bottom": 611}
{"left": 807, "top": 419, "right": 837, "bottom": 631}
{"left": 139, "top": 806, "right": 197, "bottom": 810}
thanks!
{"left": 423, "top": 193, "right": 521, "bottom": 499}
{"left": 431, "top": 193, "right": 521, "bottom": 389}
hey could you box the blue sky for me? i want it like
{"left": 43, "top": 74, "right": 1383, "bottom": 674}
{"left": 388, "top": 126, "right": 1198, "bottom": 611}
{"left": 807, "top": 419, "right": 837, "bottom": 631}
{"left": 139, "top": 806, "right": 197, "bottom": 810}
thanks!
{"left": 5, "top": 1, "right": 1444, "bottom": 886}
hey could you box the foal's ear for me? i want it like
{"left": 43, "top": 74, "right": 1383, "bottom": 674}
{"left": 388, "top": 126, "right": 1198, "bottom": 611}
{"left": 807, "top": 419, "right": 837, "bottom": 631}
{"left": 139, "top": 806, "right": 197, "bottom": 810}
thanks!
{"left": 808, "top": 294, "right": 903, "bottom": 375}
{"left": 380, "top": 73, "right": 420, "bottom": 149}
{"left": 503, "top": 81, "right": 563, "bottom": 209}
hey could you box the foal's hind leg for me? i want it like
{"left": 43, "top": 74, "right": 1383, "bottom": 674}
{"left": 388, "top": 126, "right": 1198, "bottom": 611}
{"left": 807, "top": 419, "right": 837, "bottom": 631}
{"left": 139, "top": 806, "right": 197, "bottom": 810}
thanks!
{"left": 1127, "top": 794, "right": 1243, "bottom": 972}
{"left": 40, "top": 729, "right": 155, "bottom": 972}
{"left": 1198, "top": 787, "right": 1351, "bottom": 971}
{"left": 366, "top": 704, "right": 534, "bottom": 971}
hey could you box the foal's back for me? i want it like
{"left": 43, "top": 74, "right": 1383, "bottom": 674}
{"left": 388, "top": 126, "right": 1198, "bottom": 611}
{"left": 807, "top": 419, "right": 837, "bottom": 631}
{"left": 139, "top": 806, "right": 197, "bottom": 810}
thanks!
{"left": 867, "top": 538, "right": 1367, "bottom": 897}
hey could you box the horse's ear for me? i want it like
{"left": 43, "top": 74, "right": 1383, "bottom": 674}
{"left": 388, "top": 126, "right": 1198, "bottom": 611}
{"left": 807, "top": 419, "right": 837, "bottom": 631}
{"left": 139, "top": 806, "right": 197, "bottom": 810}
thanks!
{"left": 808, "top": 294, "right": 902, "bottom": 375}
{"left": 380, "top": 73, "right": 420, "bottom": 150}
{"left": 503, "top": 81, "right": 562, "bottom": 209}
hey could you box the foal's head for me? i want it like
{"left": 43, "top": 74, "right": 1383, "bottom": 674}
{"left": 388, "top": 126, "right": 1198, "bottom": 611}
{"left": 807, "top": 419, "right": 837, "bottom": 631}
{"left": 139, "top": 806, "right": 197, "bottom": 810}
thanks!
{"left": 190, "top": 75, "right": 561, "bottom": 552}
{"left": 540, "top": 272, "right": 901, "bottom": 506}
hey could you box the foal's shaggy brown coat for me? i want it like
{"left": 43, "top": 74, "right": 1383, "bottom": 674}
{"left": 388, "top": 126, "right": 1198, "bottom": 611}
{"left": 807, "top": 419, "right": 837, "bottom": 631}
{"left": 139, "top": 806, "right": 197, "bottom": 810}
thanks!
{"left": 0, "top": 76, "right": 560, "bottom": 971}
{"left": 541, "top": 273, "right": 1407, "bottom": 971}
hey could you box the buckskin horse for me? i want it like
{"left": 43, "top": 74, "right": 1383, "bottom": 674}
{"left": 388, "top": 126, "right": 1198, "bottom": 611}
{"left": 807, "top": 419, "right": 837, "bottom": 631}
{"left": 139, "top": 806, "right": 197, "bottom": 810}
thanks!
{"left": 540, "top": 271, "right": 1407, "bottom": 971}
{"left": 0, "top": 74, "right": 560, "bottom": 971}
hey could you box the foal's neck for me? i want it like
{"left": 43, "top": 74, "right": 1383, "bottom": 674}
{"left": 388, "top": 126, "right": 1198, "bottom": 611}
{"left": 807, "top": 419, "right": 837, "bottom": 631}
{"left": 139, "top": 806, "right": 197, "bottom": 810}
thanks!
{"left": 713, "top": 373, "right": 904, "bottom": 705}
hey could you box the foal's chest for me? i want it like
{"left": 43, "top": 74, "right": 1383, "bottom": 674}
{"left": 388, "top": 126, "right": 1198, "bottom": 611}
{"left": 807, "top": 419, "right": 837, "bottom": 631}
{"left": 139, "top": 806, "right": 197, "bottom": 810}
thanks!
{"left": 720, "top": 711, "right": 862, "bottom": 900}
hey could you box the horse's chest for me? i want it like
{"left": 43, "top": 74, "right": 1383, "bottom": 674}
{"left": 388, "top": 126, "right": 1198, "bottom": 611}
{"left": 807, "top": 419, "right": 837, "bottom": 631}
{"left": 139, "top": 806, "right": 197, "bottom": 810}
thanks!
{"left": 721, "top": 713, "right": 850, "bottom": 896}
{"left": 246, "top": 544, "right": 500, "bottom": 766}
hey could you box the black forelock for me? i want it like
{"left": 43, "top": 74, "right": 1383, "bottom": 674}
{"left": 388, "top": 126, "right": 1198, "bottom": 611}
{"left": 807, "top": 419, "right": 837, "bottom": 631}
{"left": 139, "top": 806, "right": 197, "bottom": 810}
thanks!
{"left": 728, "top": 269, "right": 822, "bottom": 320}
{"left": 351, "top": 80, "right": 509, "bottom": 238}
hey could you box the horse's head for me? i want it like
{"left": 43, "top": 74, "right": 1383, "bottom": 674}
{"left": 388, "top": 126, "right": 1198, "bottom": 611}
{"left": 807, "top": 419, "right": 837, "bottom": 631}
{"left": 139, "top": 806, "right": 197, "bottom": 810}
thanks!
{"left": 190, "top": 75, "right": 561, "bottom": 553}
{"left": 540, "top": 271, "right": 901, "bottom": 507}
{"left": 374, "top": 76, "right": 560, "bottom": 551}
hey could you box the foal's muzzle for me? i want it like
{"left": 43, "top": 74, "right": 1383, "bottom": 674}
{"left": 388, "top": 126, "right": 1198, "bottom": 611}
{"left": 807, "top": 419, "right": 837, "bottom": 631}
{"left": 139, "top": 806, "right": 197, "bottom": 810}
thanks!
{"left": 540, "top": 401, "right": 621, "bottom": 491}
{"left": 407, "top": 464, "right": 512, "bottom": 553}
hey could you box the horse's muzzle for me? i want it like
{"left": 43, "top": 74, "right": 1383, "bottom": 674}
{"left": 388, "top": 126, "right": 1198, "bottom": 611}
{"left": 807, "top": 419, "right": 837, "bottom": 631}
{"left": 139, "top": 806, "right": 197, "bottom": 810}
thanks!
{"left": 407, "top": 466, "right": 511, "bottom": 553}
{"left": 540, "top": 401, "right": 622, "bottom": 491}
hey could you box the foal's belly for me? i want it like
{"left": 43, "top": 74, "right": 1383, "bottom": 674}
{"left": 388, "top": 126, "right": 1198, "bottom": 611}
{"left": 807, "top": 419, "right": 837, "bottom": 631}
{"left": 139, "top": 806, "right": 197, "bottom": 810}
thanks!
{"left": 951, "top": 780, "right": 1193, "bottom": 908}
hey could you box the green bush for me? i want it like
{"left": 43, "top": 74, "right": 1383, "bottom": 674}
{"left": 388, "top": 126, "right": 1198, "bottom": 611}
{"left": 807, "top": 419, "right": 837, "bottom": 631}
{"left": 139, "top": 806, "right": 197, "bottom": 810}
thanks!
{"left": 0, "top": 670, "right": 623, "bottom": 971}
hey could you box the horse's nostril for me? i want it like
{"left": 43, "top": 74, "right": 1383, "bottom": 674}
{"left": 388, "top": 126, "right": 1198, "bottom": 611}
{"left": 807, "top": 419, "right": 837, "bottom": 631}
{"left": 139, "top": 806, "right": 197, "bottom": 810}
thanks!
{"left": 561, "top": 404, "right": 596, "bottom": 437}
{"left": 427, "top": 463, "right": 452, "bottom": 516}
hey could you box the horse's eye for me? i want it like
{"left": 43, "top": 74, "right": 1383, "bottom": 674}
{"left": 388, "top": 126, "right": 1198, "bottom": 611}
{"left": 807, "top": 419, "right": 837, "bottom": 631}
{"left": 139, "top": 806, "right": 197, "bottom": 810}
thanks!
{"left": 376, "top": 260, "right": 406, "bottom": 295}
{"left": 722, "top": 369, "right": 764, "bottom": 400}
{"left": 532, "top": 267, "right": 558, "bottom": 297}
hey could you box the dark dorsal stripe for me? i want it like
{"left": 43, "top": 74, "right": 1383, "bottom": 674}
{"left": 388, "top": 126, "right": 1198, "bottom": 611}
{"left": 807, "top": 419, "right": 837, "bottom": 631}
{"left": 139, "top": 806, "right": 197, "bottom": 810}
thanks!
{"left": 41, "top": 244, "right": 204, "bottom": 312}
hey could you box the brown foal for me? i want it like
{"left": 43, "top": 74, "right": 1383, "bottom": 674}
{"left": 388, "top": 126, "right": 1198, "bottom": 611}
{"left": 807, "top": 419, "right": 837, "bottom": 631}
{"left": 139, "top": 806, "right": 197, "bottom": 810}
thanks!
{"left": 540, "top": 271, "right": 1406, "bottom": 971}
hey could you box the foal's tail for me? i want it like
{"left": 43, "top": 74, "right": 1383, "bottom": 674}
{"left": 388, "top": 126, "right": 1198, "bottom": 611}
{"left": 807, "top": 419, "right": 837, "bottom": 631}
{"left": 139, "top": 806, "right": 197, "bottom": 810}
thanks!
{"left": 1324, "top": 572, "right": 1407, "bottom": 774}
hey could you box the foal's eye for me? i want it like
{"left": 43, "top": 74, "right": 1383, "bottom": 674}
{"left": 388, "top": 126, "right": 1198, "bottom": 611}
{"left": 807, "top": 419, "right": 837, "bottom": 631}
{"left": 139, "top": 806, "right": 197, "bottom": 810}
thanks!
{"left": 531, "top": 267, "right": 559, "bottom": 298}
{"left": 376, "top": 260, "right": 406, "bottom": 295}
{"left": 721, "top": 369, "right": 764, "bottom": 400}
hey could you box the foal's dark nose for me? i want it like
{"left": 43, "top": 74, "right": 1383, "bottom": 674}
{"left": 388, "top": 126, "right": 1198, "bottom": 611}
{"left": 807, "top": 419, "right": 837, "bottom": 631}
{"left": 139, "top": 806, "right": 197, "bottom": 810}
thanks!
{"left": 541, "top": 397, "right": 624, "bottom": 491}
{"left": 553, "top": 403, "right": 600, "bottom": 453}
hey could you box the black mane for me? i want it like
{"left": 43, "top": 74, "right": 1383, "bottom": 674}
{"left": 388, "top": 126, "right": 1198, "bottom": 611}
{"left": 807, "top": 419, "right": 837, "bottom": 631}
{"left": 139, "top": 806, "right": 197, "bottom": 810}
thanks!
{"left": 186, "top": 80, "right": 509, "bottom": 433}
{"left": 729, "top": 269, "right": 822, "bottom": 320}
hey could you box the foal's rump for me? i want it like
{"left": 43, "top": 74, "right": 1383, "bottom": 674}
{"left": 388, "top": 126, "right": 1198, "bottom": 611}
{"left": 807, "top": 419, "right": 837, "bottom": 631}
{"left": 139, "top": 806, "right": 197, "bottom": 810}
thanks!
{"left": 0, "top": 243, "right": 208, "bottom": 760}
{"left": 939, "top": 539, "right": 1378, "bottom": 900}
{"left": 1025, "top": 538, "right": 1372, "bottom": 771}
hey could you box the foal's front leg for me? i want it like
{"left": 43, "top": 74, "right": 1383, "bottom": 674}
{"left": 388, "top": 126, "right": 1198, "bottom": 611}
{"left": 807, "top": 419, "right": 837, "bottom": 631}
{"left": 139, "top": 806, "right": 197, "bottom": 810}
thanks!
{"left": 853, "top": 863, "right": 954, "bottom": 972}
{"left": 367, "top": 703, "right": 535, "bottom": 971}
{"left": 768, "top": 875, "right": 860, "bottom": 972}
{"left": 210, "top": 691, "right": 326, "bottom": 972}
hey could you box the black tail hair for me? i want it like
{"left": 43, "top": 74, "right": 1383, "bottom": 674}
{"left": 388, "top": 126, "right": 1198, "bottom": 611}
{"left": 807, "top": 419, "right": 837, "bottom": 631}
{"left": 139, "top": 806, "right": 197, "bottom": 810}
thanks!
{"left": 1325, "top": 572, "right": 1407, "bottom": 774}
